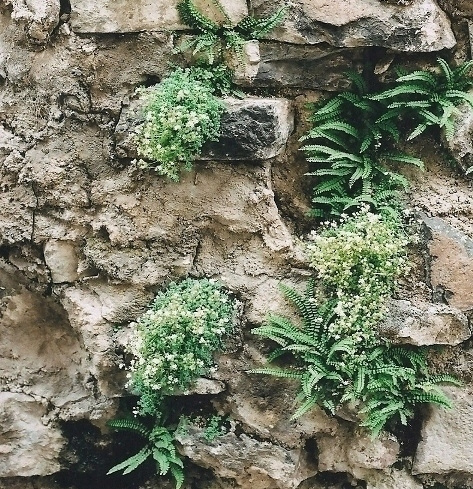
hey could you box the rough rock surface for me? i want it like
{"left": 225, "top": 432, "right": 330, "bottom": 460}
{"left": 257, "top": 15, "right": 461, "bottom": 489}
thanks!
{"left": 70, "top": 0, "right": 247, "bottom": 33}
{"left": 379, "top": 299, "right": 471, "bottom": 345}
{"left": 423, "top": 215, "right": 473, "bottom": 311}
{"left": 176, "top": 424, "right": 317, "bottom": 489}
{"left": 413, "top": 386, "right": 473, "bottom": 475}
{"left": 253, "top": 0, "right": 456, "bottom": 51}
{"left": 115, "top": 96, "right": 294, "bottom": 161}
{"left": 444, "top": 100, "right": 473, "bottom": 174}
{"left": 0, "top": 393, "right": 64, "bottom": 476}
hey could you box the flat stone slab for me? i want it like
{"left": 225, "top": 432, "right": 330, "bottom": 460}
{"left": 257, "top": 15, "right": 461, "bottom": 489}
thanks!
{"left": 379, "top": 299, "right": 471, "bottom": 346}
{"left": 253, "top": 0, "right": 455, "bottom": 52}
{"left": 114, "top": 96, "right": 294, "bottom": 161}
{"left": 70, "top": 0, "right": 247, "bottom": 33}
{"left": 413, "top": 386, "right": 473, "bottom": 475}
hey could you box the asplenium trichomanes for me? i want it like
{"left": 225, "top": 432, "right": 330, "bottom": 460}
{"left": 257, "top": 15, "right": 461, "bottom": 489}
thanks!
{"left": 250, "top": 209, "right": 459, "bottom": 436}
{"left": 301, "top": 59, "right": 473, "bottom": 218}
{"left": 176, "top": 0, "right": 287, "bottom": 64}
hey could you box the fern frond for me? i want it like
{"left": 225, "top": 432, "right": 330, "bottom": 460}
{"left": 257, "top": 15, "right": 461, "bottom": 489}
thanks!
{"left": 107, "top": 418, "right": 151, "bottom": 438}
{"left": 107, "top": 447, "right": 151, "bottom": 475}
{"left": 396, "top": 70, "right": 437, "bottom": 87}
{"left": 437, "top": 58, "right": 454, "bottom": 88}
{"left": 153, "top": 449, "right": 170, "bottom": 475}
{"left": 291, "top": 396, "right": 317, "bottom": 419}
{"left": 170, "top": 465, "right": 185, "bottom": 489}
{"left": 177, "top": 0, "right": 220, "bottom": 32}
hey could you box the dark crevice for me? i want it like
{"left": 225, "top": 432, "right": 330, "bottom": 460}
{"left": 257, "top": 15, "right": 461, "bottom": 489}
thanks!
{"left": 59, "top": 0, "right": 72, "bottom": 16}
{"left": 142, "top": 74, "right": 161, "bottom": 88}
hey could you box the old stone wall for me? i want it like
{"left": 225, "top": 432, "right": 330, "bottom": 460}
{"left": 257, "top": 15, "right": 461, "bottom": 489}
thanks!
{"left": 1, "top": 1, "right": 473, "bottom": 488}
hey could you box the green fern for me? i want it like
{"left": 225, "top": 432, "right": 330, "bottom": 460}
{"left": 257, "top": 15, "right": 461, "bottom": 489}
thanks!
{"left": 107, "top": 418, "right": 184, "bottom": 488}
{"left": 175, "top": 0, "right": 287, "bottom": 64}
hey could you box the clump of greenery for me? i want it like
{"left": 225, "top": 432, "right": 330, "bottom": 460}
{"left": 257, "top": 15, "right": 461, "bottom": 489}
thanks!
{"left": 125, "top": 278, "right": 235, "bottom": 417}
{"left": 307, "top": 207, "right": 410, "bottom": 345}
{"left": 251, "top": 210, "right": 459, "bottom": 436}
{"left": 372, "top": 59, "right": 473, "bottom": 141}
{"left": 135, "top": 66, "right": 232, "bottom": 181}
{"left": 107, "top": 417, "right": 184, "bottom": 488}
{"left": 176, "top": 0, "right": 287, "bottom": 64}
{"left": 301, "top": 59, "right": 473, "bottom": 218}
{"left": 108, "top": 278, "right": 236, "bottom": 488}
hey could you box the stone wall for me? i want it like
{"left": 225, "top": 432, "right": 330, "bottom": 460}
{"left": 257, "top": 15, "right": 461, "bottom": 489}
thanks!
{"left": 1, "top": 0, "right": 473, "bottom": 488}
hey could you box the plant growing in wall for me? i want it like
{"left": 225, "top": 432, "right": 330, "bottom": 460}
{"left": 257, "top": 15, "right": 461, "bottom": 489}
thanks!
{"left": 108, "top": 278, "right": 237, "bottom": 487}
{"left": 135, "top": 66, "right": 231, "bottom": 181}
{"left": 251, "top": 209, "right": 460, "bottom": 436}
{"left": 176, "top": 0, "right": 287, "bottom": 64}
{"left": 301, "top": 59, "right": 473, "bottom": 218}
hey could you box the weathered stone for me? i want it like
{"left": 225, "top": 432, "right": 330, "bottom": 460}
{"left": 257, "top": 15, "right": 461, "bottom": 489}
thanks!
{"left": 115, "top": 96, "right": 294, "bottom": 161}
{"left": 379, "top": 299, "right": 471, "bottom": 346}
{"left": 253, "top": 0, "right": 456, "bottom": 52}
{"left": 422, "top": 215, "right": 473, "bottom": 311}
{"left": 43, "top": 240, "right": 80, "bottom": 283}
{"left": 413, "top": 386, "right": 473, "bottom": 475}
{"left": 0, "top": 393, "right": 64, "bottom": 476}
{"left": 363, "top": 468, "right": 424, "bottom": 489}
{"left": 317, "top": 425, "right": 399, "bottom": 476}
{"left": 443, "top": 100, "right": 473, "bottom": 174}
{"left": 70, "top": 0, "right": 247, "bottom": 33}
{"left": 438, "top": 0, "right": 473, "bottom": 17}
{"left": 178, "top": 378, "right": 226, "bottom": 395}
{"left": 226, "top": 40, "right": 261, "bottom": 85}
{"left": 176, "top": 424, "right": 317, "bottom": 488}
{"left": 237, "top": 43, "right": 363, "bottom": 90}
{"left": 5, "top": 0, "right": 60, "bottom": 42}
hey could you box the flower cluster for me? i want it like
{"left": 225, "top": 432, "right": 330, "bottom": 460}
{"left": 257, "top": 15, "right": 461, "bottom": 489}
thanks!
{"left": 306, "top": 207, "right": 410, "bottom": 345}
{"left": 126, "top": 278, "right": 235, "bottom": 416}
{"left": 135, "top": 67, "right": 225, "bottom": 181}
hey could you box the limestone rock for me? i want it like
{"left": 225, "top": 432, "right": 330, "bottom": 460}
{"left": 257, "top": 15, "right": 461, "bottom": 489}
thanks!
{"left": 0, "top": 393, "right": 64, "bottom": 476}
{"left": 413, "top": 386, "right": 473, "bottom": 475}
{"left": 177, "top": 378, "right": 226, "bottom": 395}
{"left": 70, "top": 0, "right": 247, "bottom": 33}
{"left": 253, "top": 0, "right": 455, "bottom": 52}
{"left": 5, "top": 0, "right": 60, "bottom": 42}
{"left": 317, "top": 425, "right": 399, "bottom": 477}
{"left": 422, "top": 215, "right": 473, "bottom": 311}
{"left": 115, "top": 96, "right": 294, "bottom": 161}
{"left": 176, "top": 424, "right": 317, "bottom": 488}
{"left": 362, "top": 468, "right": 424, "bottom": 489}
{"left": 379, "top": 299, "right": 471, "bottom": 346}
{"left": 438, "top": 0, "right": 473, "bottom": 17}
{"left": 43, "top": 240, "right": 80, "bottom": 283}
{"left": 238, "top": 43, "right": 363, "bottom": 90}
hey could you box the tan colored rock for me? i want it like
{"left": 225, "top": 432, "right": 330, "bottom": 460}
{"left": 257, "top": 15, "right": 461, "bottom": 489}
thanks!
{"left": 253, "top": 0, "right": 455, "bottom": 52}
{"left": 423, "top": 215, "right": 473, "bottom": 311}
{"left": 0, "top": 393, "right": 64, "bottom": 476}
{"left": 317, "top": 425, "right": 399, "bottom": 476}
{"left": 5, "top": 0, "right": 60, "bottom": 42}
{"left": 43, "top": 240, "right": 79, "bottom": 283}
{"left": 363, "top": 468, "right": 424, "bottom": 489}
{"left": 176, "top": 424, "right": 317, "bottom": 489}
{"left": 413, "top": 386, "right": 473, "bottom": 475}
{"left": 70, "top": 0, "right": 247, "bottom": 33}
{"left": 379, "top": 299, "right": 471, "bottom": 346}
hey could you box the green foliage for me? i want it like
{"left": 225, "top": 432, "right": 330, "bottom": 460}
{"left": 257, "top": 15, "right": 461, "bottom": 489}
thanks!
{"left": 125, "top": 278, "right": 235, "bottom": 417}
{"left": 372, "top": 59, "right": 473, "bottom": 141}
{"left": 135, "top": 66, "right": 231, "bottom": 181}
{"left": 301, "top": 59, "right": 473, "bottom": 218}
{"left": 251, "top": 210, "right": 458, "bottom": 435}
{"left": 176, "top": 0, "right": 287, "bottom": 64}
{"left": 107, "top": 417, "right": 184, "bottom": 488}
{"left": 202, "top": 415, "right": 228, "bottom": 441}
{"left": 306, "top": 207, "right": 410, "bottom": 345}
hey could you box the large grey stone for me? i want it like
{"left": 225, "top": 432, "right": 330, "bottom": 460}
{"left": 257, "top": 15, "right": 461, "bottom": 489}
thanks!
{"left": 70, "top": 0, "right": 247, "bottom": 33}
{"left": 253, "top": 0, "right": 456, "bottom": 52}
{"left": 0, "top": 393, "right": 64, "bottom": 476}
{"left": 115, "top": 96, "right": 294, "bottom": 161}
{"left": 176, "top": 424, "right": 317, "bottom": 488}
{"left": 379, "top": 299, "right": 471, "bottom": 346}
{"left": 235, "top": 42, "right": 364, "bottom": 91}
{"left": 43, "top": 240, "right": 80, "bottom": 284}
{"left": 363, "top": 468, "right": 424, "bottom": 489}
{"left": 413, "top": 386, "right": 473, "bottom": 475}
